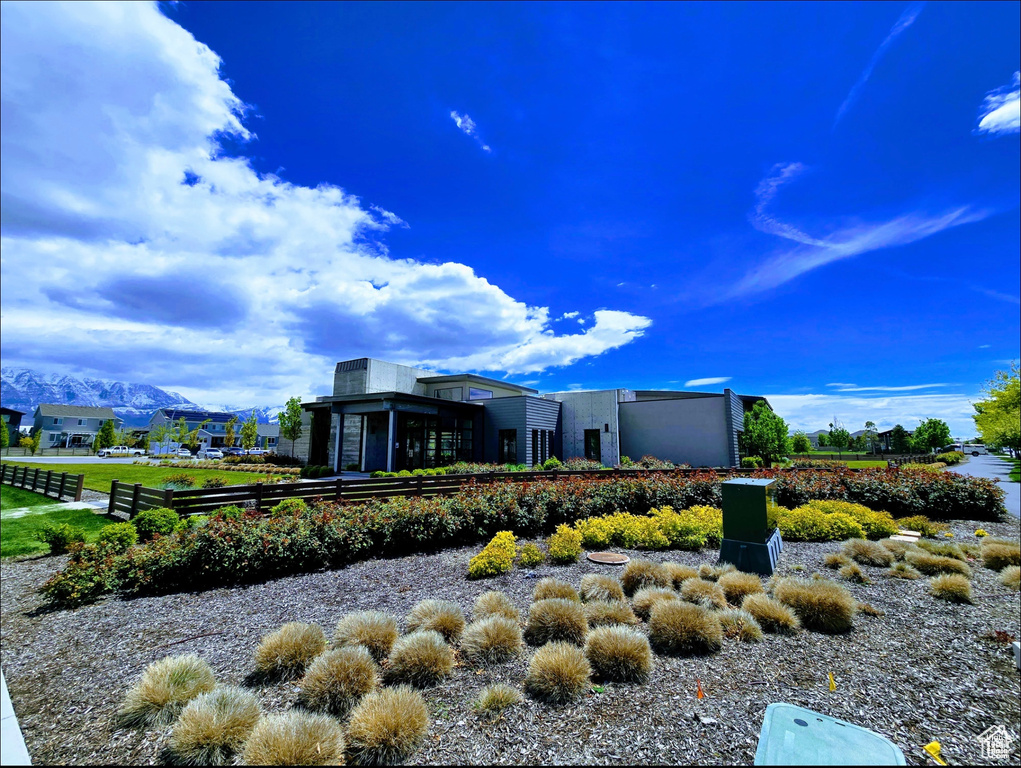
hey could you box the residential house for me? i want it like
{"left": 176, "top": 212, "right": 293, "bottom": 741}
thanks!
{"left": 31, "top": 404, "right": 122, "bottom": 448}
{"left": 149, "top": 408, "right": 238, "bottom": 451}
{"left": 1, "top": 407, "right": 25, "bottom": 446}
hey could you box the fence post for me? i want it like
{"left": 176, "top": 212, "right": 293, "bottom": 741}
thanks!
{"left": 109, "top": 479, "right": 119, "bottom": 515}
{"left": 74, "top": 473, "right": 84, "bottom": 502}
{"left": 58, "top": 472, "right": 67, "bottom": 500}
{"left": 31, "top": 467, "right": 40, "bottom": 492}
{"left": 336, "top": 477, "right": 343, "bottom": 503}
{"left": 164, "top": 487, "right": 174, "bottom": 510}
{"left": 416, "top": 475, "right": 423, "bottom": 496}
{"left": 131, "top": 483, "right": 142, "bottom": 518}
{"left": 552, "top": 469, "right": 558, "bottom": 482}
{"left": 255, "top": 482, "right": 264, "bottom": 513}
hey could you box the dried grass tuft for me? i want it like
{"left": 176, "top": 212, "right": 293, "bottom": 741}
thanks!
{"left": 680, "top": 578, "right": 728, "bottom": 610}
{"left": 856, "top": 602, "right": 884, "bottom": 617}
{"left": 405, "top": 600, "right": 465, "bottom": 644}
{"left": 524, "top": 598, "right": 588, "bottom": 646}
{"left": 532, "top": 577, "right": 580, "bottom": 602}
{"left": 697, "top": 563, "right": 735, "bottom": 582}
{"left": 717, "top": 571, "right": 764, "bottom": 604}
{"left": 773, "top": 577, "right": 856, "bottom": 634}
{"left": 524, "top": 642, "right": 591, "bottom": 705}
{"left": 981, "top": 541, "right": 1021, "bottom": 571}
{"left": 474, "top": 684, "right": 522, "bottom": 716}
{"left": 584, "top": 625, "right": 653, "bottom": 683}
{"left": 580, "top": 574, "right": 625, "bottom": 603}
{"left": 717, "top": 608, "right": 764, "bottom": 642}
{"left": 299, "top": 646, "right": 378, "bottom": 718}
{"left": 916, "top": 540, "right": 966, "bottom": 561}
{"left": 631, "top": 586, "right": 678, "bottom": 621}
{"left": 345, "top": 686, "right": 429, "bottom": 766}
{"left": 647, "top": 601, "right": 723, "bottom": 656}
{"left": 169, "top": 687, "right": 261, "bottom": 765}
{"left": 839, "top": 563, "right": 869, "bottom": 584}
{"left": 117, "top": 654, "right": 216, "bottom": 729}
{"left": 584, "top": 600, "right": 640, "bottom": 627}
{"left": 999, "top": 565, "right": 1020, "bottom": 590}
{"left": 887, "top": 561, "right": 922, "bottom": 580}
{"left": 254, "top": 623, "right": 327, "bottom": 680}
{"left": 740, "top": 594, "right": 800, "bottom": 635}
{"left": 841, "top": 539, "right": 894, "bottom": 567}
{"left": 824, "top": 553, "right": 851, "bottom": 569}
{"left": 930, "top": 574, "right": 974, "bottom": 604}
{"left": 621, "top": 559, "right": 671, "bottom": 596}
{"left": 663, "top": 562, "right": 700, "bottom": 589}
{"left": 878, "top": 539, "right": 917, "bottom": 560}
{"left": 473, "top": 591, "right": 519, "bottom": 622}
{"left": 383, "top": 630, "right": 453, "bottom": 688}
{"left": 332, "top": 612, "right": 398, "bottom": 663}
{"left": 241, "top": 711, "right": 345, "bottom": 766}
{"left": 460, "top": 616, "right": 523, "bottom": 665}
{"left": 906, "top": 551, "right": 972, "bottom": 577}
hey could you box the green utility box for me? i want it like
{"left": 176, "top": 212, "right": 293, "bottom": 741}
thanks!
{"left": 719, "top": 478, "right": 783, "bottom": 575}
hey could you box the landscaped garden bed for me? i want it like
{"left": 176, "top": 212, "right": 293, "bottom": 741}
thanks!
{"left": 1, "top": 512, "right": 1018, "bottom": 766}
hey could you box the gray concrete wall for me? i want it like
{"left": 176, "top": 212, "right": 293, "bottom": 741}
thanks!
{"left": 618, "top": 397, "right": 730, "bottom": 468}
{"left": 540, "top": 390, "right": 628, "bottom": 467}
{"left": 283, "top": 411, "right": 313, "bottom": 462}
{"left": 424, "top": 378, "right": 530, "bottom": 401}
{"left": 340, "top": 414, "right": 363, "bottom": 470}
{"left": 365, "top": 359, "right": 432, "bottom": 395}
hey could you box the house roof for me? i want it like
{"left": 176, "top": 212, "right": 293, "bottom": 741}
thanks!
{"left": 35, "top": 404, "right": 119, "bottom": 420}
{"left": 155, "top": 408, "right": 238, "bottom": 424}
{"left": 0, "top": 407, "right": 26, "bottom": 417}
{"left": 417, "top": 372, "right": 538, "bottom": 394}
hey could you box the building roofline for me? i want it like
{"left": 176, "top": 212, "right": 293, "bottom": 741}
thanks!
{"left": 417, "top": 372, "right": 538, "bottom": 394}
{"left": 303, "top": 392, "right": 486, "bottom": 409}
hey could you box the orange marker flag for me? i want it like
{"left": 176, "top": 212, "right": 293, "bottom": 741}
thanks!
{"left": 696, "top": 679, "right": 705, "bottom": 699}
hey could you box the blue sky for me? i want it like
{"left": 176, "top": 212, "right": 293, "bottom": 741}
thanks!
{"left": 1, "top": 1, "right": 1018, "bottom": 436}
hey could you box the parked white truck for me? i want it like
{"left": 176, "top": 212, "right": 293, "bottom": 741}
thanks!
{"left": 97, "top": 445, "right": 146, "bottom": 457}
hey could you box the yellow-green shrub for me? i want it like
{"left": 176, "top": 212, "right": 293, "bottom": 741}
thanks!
{"left": 800, "top": 500, "right": 898, "bottom": 539}
{"left": 547, "top": 524, "right": 582, "bottom": 564}
{"left": 900, "top": 462, "right": 945, "bottom": 472}
{"left": 572, "top": 506, "right": 721, "bottom": 552}
{"left": 468, "top": 531, "right": 517, "bottom": 579}
{"left": 653, "top": 506, "right": 723, "bottom": 548}
{"left": 518, "top": 542, "right": 545, "bottom": 568}
{"left": 894, "top": 516, "right": 948, "bottom": 538}
{"left": 775, "top": 506, "right": 865, "bottom": 542}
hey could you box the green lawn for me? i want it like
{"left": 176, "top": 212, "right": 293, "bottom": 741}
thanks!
{"left": 999, "top": 455, "right": 1020, "bottom": 482}
{"left": 843, "top": 460, "right": 888, "bottom": 468}
{"left": 1, "top": 485, "right": 57, "bottom": 509}
{"left": 0, "top": 461, "right": 288, "bottom": 494}
{"left": 1, "top": 504, "right": 120, "bottom": 558}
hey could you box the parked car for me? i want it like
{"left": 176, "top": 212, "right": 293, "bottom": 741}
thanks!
{"left": 963, "top": 443, "right": 989, "bottom": 456}
{"left": 939, "top": 444, "right": 963, "bottom": 453}
{"left": 177, "top": 447, "right": 194, "bottom": 458}
{"left": 97, "top": 445, "right": 145, "bottom": 457}
{"left": 201, "top": 448, "right": 224, "bottom": 460}
{"left": 247, "top": 448, "right": 265, "bottom": 456}
{"left": 226, "top": 447, "right": 245, "bottom": 456}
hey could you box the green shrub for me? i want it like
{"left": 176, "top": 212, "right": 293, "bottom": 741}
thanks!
{"left": 894, "top": 515, "right": 948, "bottom": 537}
{"left": 741, "top": 456, "right": 764, "bottom": 469}
{"left": 930, "top": 574, "right": 973, "bottom": 604}
{"left": 460, "top": 616, "right": 523, "bottom": 665}
{"left": 396, "top": 470, "right": 412, "bottom": 478}
{"left": 801, "top": 500, "right": 898, "bottom": 539}
{"left": 253, "top": 622, "right": 327, "bottom": 680}
{"left": 298, "top": 646, "right": 378, "bottom": 717}
{"left": 542, "top": 456, "right": 563, "bottom": 470}
{"left": 241, "top": 711, "right": 345, "bottom": 766}
{"left": 468, "top": 531, "right": 517, "bottom": 578}
{"left": 518, "top": 542, "right": 546, "bottom": 567}
{"left": 524, "top": 642, "right": 591, "bottom": 705}
{"left": 117, "top": 654, "right": 216, "bottom": 728}
{"left": 95, "top": 522, "right": 138, "bottom": 552}
{"left": 772, "top": 577, "right": 856, "bottom": 633}
{"left": 383, "top": 630, "right": 453, "bottom": 687}
{"left": 648, "top": 601, "right": 723, "bottom": 656}
{"left": 524, "top": 598, "right": 588, "bottom": 646}
{"left": 532, "top": 577, "right": 579, "bottom": 602}
{"left": 132, "top": 507, "right": 180, "bottom": 541}
{"left": 776, "top": 506, "right": 865, "bottom": 542}
{"left": 213, "top": 505, "right": 245, "bottom": 521}
{"left": 936, "top": 451, "right": 965, "bottom": 465}
{"left": 405, "top": 600, "right": 465, "bottom": 644}
{"left": 547, "top": 524, "right": 582, "bottom": 564}
{"left": 270, "top": 498, "right": 308, "bottom": 517}
{"left": 584, "top": 625, "right": 653, "bottom": 683}
{"left": 473, "top": 591, "right": 519, "bottom": 622}
{"left": 346, "top": 686, "right": 429, "bottom": 765}
{"left": 201, "top": 476, "right": 228, "bottom": 489}
{"left": 39, "top": 522, "right": 86, "bottom": 554}
{"left": 169, "top": 686, "right": 261, "bottom": 766}
{"left": 332, "top": 611, "right": 398, "bottom": 663}
{"left": 38, "top": 542, "right": 121, "bottom": 604}
{"left": 163, "top": 472, "right": 196, "bottom": 488}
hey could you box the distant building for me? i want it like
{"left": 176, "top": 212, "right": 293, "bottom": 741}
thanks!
{"left": 149, "top": 408, "right": 237, "bottom": 450}
{"left": 1, "top": 407, "right": 26, "bottom": 446}
{"left": 32, "top": 404, "right": 122, "bottom": 448}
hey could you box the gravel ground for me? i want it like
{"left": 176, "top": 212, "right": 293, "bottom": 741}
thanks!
{"left": 2, "top": 517, "right": 1019, "bottom": 766}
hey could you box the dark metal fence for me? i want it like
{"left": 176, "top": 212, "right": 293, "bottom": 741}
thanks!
{"left": 1, "top": 464, "right": 86, "bottom": 501}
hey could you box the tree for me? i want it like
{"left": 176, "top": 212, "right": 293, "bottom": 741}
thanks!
{"left": 973, "top": 361, "right": 1020, "bottom": 457}
{"left": 817, "top": 432, "right": 829, "bottom": 449}
{"left": 849, "top": 434, "right": 867, "bottom": 452}
{"left": 224, "top": 415, "right": 238, "bottom": 448}
{"left": 827, "top": 423, "right": 851, "bottom": 456}
{"left": 791, "top": 431, "right": 812, "bottom": 454}
{"left": 240, "top": 413, "right": 259, "bottom": 452}
{"left": 147, "top": 423, "right": 174, "bottom": 453}
{"left": 863, "top": 421, "right": 879, "bottom": 454}
{"left": 911, "top": 418, "right": 952, "bottom": 453}
{"left": 277, "top": 397, "right": 303, "bottom": 457}
{"left": 113, "top": 428, "right": 136, "bottom": 448}
{"left": 0, "top": 416, "right": 9, "bottom": 453}
{"left": 890, "top": 424, "right": 912, "bottom": 454}
{"left": 20, "top": 433, "right": 40, "bottom": 456}
{"left": 742, "top": 401, "right": 792, "bottom": 467}
{"left": 95, "top": 419, "right": 116, "bottom": 450}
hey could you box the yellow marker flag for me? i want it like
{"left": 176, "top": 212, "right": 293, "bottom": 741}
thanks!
{"left": 923, "top": 741, "right": 946, "bottom": 766}
{"left": 828, "top": 672, "right": 836, "bottom": 691}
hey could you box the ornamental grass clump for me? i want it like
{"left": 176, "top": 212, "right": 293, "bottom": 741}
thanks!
{"left": 824, "top": 553, "right": 851, "bottom": 569}
{"left": 697, "top": 563, "right": 735, "bottom": 582}
{"left": 524, "top": 642, "right": 591, "bottom": 705}
{"left": 621, "top": 559, "right": 671, "bottom": 596}
{"left": 648, "top": 601, "right": 723, "bottom": 656}
{"left": 524, "top": 598, "right": 588, "bottom": 646}
{"left": 930, "top": 574, "right": 974, "bottom": 604}
{"left": 584, "top": 600, "right": 640, "bottom": 627}
{"left": 532, "top": 577, "right": 580, "bottom": 602}
{"left": 298, "top": 646, "right": 378, "bottom": 718}
{"left": 460, "top": 616, "right": 523, "bottom": 665}
{"left": 584, "top": 625, "right": 653, "bottom": 683}
{"left": 839, "top": 563, "right": 868, "bottom": 584}
{"left": 772, "top": 577, "right": 856, "bottom": 634}
{"left": 254, "top": 622, "right": 327, "bottom": 680}
{"left": 717, "top": 608, "right": 764, "bottom": 642}
{"left": 841, "top": 539, "right": 894, "bottom": 567}
{"left": 980, "top": 539, "right": 1021, "bottom": 571}
{"left": 169, "top": 686, "right": 261, "bottom": 766}
{"left": 916, "top": 540, "right": 966, "bottom": 561}
{"left": 241, "top": 711, "right": 345, "bottom": 766}
{"left": 740, "top": 594, "right": 800, "bottom": 635}
{"left": 999, "top": 565, "right": 1020, "bottom": 590}
{"left": 405, "top": 599, "right": 465, "bottom": 644}
{"left": 580, "top": 573, "right": 625, "bottom": 603}
{"left": 473, "top": 591, "right": 519, "bottom": 622}
{"left": 887, "top": 561, "right": 922, "bottom": 580}
{"left": 878, "top": 539, "right": 917, "bottom": 560}
{"left": 905, "top": 551, "right": 972, "bottom": 577}
{"left": 717, "top": 571, "right": 764, "bottom": 604}
{"left": 663, "top": 562, "right": 700, "bottom": 589}
{"left": 117, "top": 654, "right": 216, "bottom": 729}
{"left": 680, "top": 578, "right": 728, "bottom": 610}
{"left": 474, "top": 684, "right": 522, "bottom": 716}
{"left": 632, "top": 586, "right": 678, "bottom": 621}
{"left": 345, "top": 686, "right": 429, "bottom": 766}
{"left": 332, "top": 611, "right": 399, "bottom": 663}
{"left": 467, "top": 531, "right": 517, "bottom": 579}
{"left": 383, "top": 630, "right": 453, "bottom": 688}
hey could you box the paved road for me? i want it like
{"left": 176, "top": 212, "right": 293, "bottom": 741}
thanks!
{"left": 949, "top": 454, "right": 1019, "bottom": 519}
{"left": 2, "top": 456, "right": 143, "bottom": 464}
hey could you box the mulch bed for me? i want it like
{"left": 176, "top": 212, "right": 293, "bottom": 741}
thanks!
{"left": 1, "top": 516, "right": 1019, "bottom": 766}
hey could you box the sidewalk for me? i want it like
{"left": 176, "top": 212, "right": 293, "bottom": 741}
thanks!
{"left": 1, "top": 670, "right": 31, "bottom": 766}
{"left": 0, "top": 499, "right": 106, "bottom": 521}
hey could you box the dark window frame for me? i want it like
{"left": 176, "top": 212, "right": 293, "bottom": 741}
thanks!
{"left": 498, "top": 429, "right": 517, "bottom": 464}
{"left": 584, "top": 429, "right": 601, "bottom": 462}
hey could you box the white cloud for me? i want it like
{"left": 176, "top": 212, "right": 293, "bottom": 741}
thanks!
{"left": 559, "top": 311, "right": 579, "bottom": 320}
{"left": 975, "top": 72, "right": 1020, "bottom": 136}
{"left": 684, "top": 377, "right": 732, "bottom": 387}
{"left": 0, "top": 2, "right": 648, "bottom": 405}
{"left": 826, "top": 383, "right": 948, "bottom": 392}
{"left": 449, "top": 110, "right": 492, "bottom": 152}
{"left": 834, "top": 2, "right": 925, "bottom": 127}
{"left": 767, "top": 392, "right": 979, "bottom": 438}
{"left": 978, "top": 344, "right": 991, "bottom": 349}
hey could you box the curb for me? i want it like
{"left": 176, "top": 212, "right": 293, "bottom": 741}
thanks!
{"left": 1, "top": 669, "right": 31, "bottom": 766}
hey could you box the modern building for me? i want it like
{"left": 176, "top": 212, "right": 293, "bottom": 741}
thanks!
{"left": 31, "top": 404, "right": 122, "bottom": 448}
{"left": 295, "top": 358, "right": 770, "bottom": 474}
{"left": 1, "top": 407, "right": 25, "bottom": 446}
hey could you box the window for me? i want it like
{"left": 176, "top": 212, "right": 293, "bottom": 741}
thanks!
{"left": 532, "top": 429, "right": 539, "bottom": 467}
{"left": 468, "top": 387, "right": 493, "bottom": 400}
{"left": 547, "top": 431, "right": 555, "bottom": 462}
{"left": 78, "top": 419, "right": 86, "bottom": 426}
{"left": 49, "top": 433, "right": 60, "bottom": 443}
{"left": 434, "top": 387, "right": 463, "bottom": 401}
{"left": 498, "top": 429, "right": 517, "bottom": 464}
{"left": 52, "top": 417, "right": 63, "bottom": 426}
{"left": 584, "top": 429, "right": 601, "bottom": 462}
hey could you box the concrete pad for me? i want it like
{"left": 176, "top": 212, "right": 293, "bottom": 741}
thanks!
{"left": 1, "top": 670, "right": 31, "bottom": 766}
